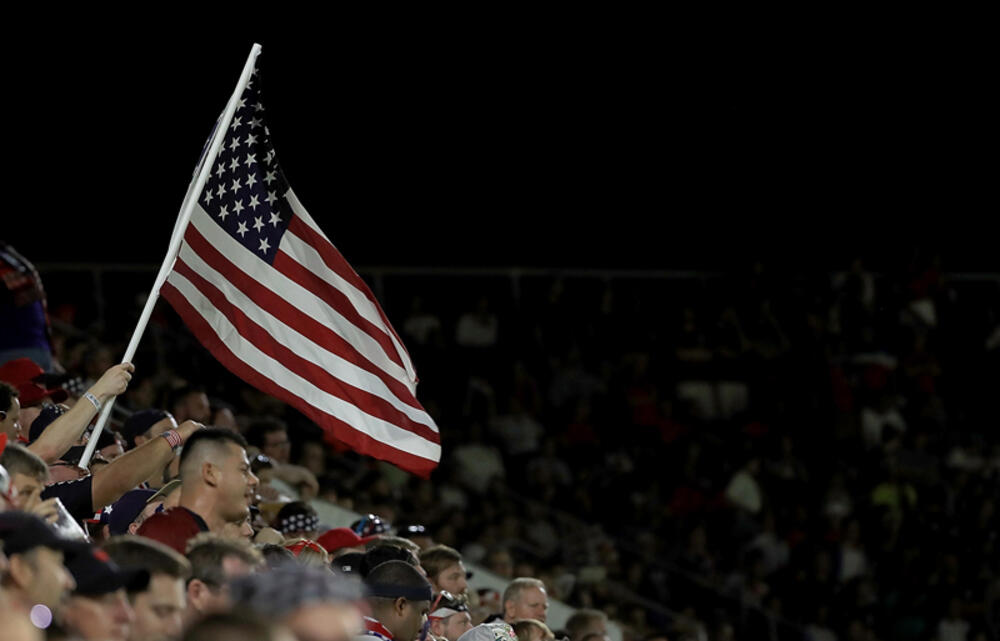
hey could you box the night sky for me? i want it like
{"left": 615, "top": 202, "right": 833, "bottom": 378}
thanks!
{"left": 5, "top": 29, "right": 994, "bottom": 272}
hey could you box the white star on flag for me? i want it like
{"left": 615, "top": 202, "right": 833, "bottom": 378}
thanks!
{"left": 204, "top": 189, "right": 213, "bottom": 205}
{"left": 230, "top": 116, "right": 242, "bottom": 130}
{"left": 265, "top": 191, "right": 277, "bottom": 206}
{"left": 253, "top": 216, "right": 264, "bottom": 232}
{"left": 218, "top": 205, "right": 229, "bottom": 220}
{"left": 258, "top": 237, "right": 271, "bottom": 253}
{"left": 236, "top": 221, "right": 249, "bottom": 237}
{"left": 232, "top": 178, "right": 242, "bottom": 193}
{"left": 264, "top": 171, "right": 276, "bottom": 185}
{"left": 246, "top": 173, "right": 257, "bottom": 188}
{"left": 229, "top": 158, "right": 239, "bottom": 172}
{"left": 249, "top": 195, "right": 260, "bottom": 210}
{"left": 233, "top": 200, "right": 245, "bottom": 215}
{"left": 229, "top": 138, "right": 240, "bottom": 151}
{"left": 269, "top": 212, "right": 282, "bottom": 227}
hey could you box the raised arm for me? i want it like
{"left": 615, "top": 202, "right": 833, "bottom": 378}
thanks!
{"left": 90, "top": 420, "right": 203, "bottom": 509}
{"left": 28, "top": 363, "right": 135, "bottom": 463}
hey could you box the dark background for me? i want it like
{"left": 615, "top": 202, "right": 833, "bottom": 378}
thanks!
{"left": 4, "top": 27, "right": 994, "bottom": 272}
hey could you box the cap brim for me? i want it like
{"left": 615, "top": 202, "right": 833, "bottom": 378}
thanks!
{"left": 147, "top": 479, "right": 182, "bottom": 503}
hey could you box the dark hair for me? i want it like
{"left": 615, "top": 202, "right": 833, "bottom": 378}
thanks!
{"left": 362, "top": 545, "right": 417, "bottom": 577}
{"left": 179, "top": 428, "right": 249, "bottom": 473}
{"left": 244, "top": 417, "right": 287, "bottom": 449}
{"left": 102, "top": 536, "right": 191, "bottom": 583}
{"left": 0, "top": 381, "right": 18, "bottom": 414}
{"left": 366, "top": 559, "right": 431, "bottom": 596}
{"left": 258, "top": 543, "right": 296, "bottom": 570}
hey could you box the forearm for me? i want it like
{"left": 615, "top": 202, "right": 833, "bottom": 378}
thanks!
{"left": 27, "top": 393, "right": 104, "bottom": 463}
{"left": 91, "top": 433, "right": 174, "bottom": 508}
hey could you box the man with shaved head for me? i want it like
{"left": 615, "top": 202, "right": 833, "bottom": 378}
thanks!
{"left": 138, "top": 428, "right": 258, "bottom": 554}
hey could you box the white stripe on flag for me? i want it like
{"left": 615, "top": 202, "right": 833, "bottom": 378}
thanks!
{"left": 174, "top": 239, "right": 435, "bottom": 428}
{"left": 284, "top": 188, "right": 417, "bottom": 385}
{"left": 188, "top": 205, "right": 412, "bottom": 388}
{"left": 164, "top": 267, "right": 442, "bottom": 462}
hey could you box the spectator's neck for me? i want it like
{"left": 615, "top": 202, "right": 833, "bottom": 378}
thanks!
{"left": 179, "top": 487, "right": 229, "bottom": 533}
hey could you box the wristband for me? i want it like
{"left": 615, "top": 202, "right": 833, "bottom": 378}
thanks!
{"left": 83, "top": 392, "right": 102, "bottom": 412}
{"left": 160, "top": 429, "right": 183, "bottom": 448}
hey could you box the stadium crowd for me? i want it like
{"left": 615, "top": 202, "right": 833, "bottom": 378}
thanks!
{"left": 2, "top": 240, "right": 999, "bottom": 641}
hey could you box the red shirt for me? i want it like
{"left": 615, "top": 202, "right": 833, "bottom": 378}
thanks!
{"left": 136, "top": 507, "right": 209, "bottom": 554}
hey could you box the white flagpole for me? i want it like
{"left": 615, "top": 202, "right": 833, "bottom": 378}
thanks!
{"left": 79, "top": 44, "right": 262, "bottom": 469}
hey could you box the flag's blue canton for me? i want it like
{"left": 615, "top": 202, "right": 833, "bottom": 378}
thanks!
{"left": 198, "top": 65, "right": 292, "bottom": 265}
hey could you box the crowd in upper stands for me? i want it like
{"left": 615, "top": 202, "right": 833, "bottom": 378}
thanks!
{"left": 2, "top": 238, "right": 999, "bottom": 641}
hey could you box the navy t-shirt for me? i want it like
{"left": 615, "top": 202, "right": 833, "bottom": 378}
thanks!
{"left": 41, "top": 476, "right": 94, "bottom": 522}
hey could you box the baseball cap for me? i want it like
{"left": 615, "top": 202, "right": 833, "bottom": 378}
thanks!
{"left": 458, "top": 623, "right": 519, "bottom": 641}
{"left": 87, "top": 489, "right": 157, "bottom": 536}
{"left": 65, "top": 546, "right": 150, "bottom": 596}
{"left": 0, "top": 511, "right": 92, "bottom": 556}
{"left": 0, "top": 358, "right": 68, "bottom": 406}
{"left": 28, "top": 403, "right": 69, "bottom": 443}
{"left": 119, "top": 409, "right": 171, "bottom": 450}
{"left": 429, "top": 591, "right": 470, "bottom": 620}
{"left": 351, "top": 513, "right": 390, "bottom": 537}
{"left": 317, "top": 527, "right": 378, "bottom": 554}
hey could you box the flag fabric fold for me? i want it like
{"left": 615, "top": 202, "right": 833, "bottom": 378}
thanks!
{"left": 160, "top": 58, "right": 441, "bottom": 477}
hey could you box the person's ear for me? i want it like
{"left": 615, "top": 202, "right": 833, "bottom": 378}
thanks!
{"left": 187, "top": 579, "right": 212, "bottom": 612}
{"left": 395, "top": 597, "right": 409, "bottom": 618}
{"left": 431, "top": 619, "right": 445, "bottom": 637}
{"left": 202, "top": 461, "right": 218, "bottom": 487}
{"left": 503, "top": 599, "right": 515, "bottom": 619}
{"left": 6, "top": 554, "right": 35, "bottom": 590}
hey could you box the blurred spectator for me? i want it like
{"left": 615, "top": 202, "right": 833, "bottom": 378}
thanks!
{"left": 430, "top": 591, "right": 476, "bottom": 641}
{"left": 169, "top": 386, "right": 212, "bottom": 424}
{"left": 102, "top": 536, "right": 192, "bottom": 641}
{"left": 502, "top": 578, "right": 549, "bottom": 623}
{"left": 230, "top": 564, "right": 363, "bottom": 641}
{"left": 62, "top": 544, "right": 149, "bottom": 641}
{"left": 359, "top": 560, "right": 433, "bottom": 641}
{"left": 184, "top": 533, "right": 263, "bottom": 622}
{"left": 565, "top": 609, "right": 609, "bottom": 641}
{"left": 0, "top": 242, "right": 54, "bottom": 370}
{"left": 420, "top": 544, "right": 470, "bottom": 599}
{"left": 512, "top": 619, "right": 555, "bottom": 641}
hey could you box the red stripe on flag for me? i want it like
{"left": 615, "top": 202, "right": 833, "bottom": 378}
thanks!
{"left": 183, "top": 225, "right": 421, "bottom": 411}
{"left": 286, "top": 217, "right": 412, "bottom": 363}
{"left": 272, "top": 249, "right": 403, "bottom": 370}
{"left": 161, "top": 281, "right": 438, "bottom": 478}
{"left": 170, "top": 257, "right": 440, "bottom": 445}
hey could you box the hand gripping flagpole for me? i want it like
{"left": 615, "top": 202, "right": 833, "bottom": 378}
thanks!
{"left": 79, "top": 44, "right": 263, "bottom": 469}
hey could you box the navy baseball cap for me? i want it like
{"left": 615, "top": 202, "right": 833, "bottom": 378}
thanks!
{"left": 119, "top": 409, "right": 171, "bottom": 449}
{"left": 87, "top": 489, "right": 157, "bottom": 535}
{"left": 28, "top": 403, "right": 69, "bottom": 443}
{"left": 65, "top": 545, "right": 150, "bottom": 596}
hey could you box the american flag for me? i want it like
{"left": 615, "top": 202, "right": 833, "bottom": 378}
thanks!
{"left": 160, "top": 61, "right": 441, "bottom": 477}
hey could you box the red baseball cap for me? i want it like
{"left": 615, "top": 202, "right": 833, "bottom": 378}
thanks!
{"left": 0, "top": 358, "right": 68, "bottom": 406}
{"left": 316, "top": 527, "right": 378, "bottom": 554}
